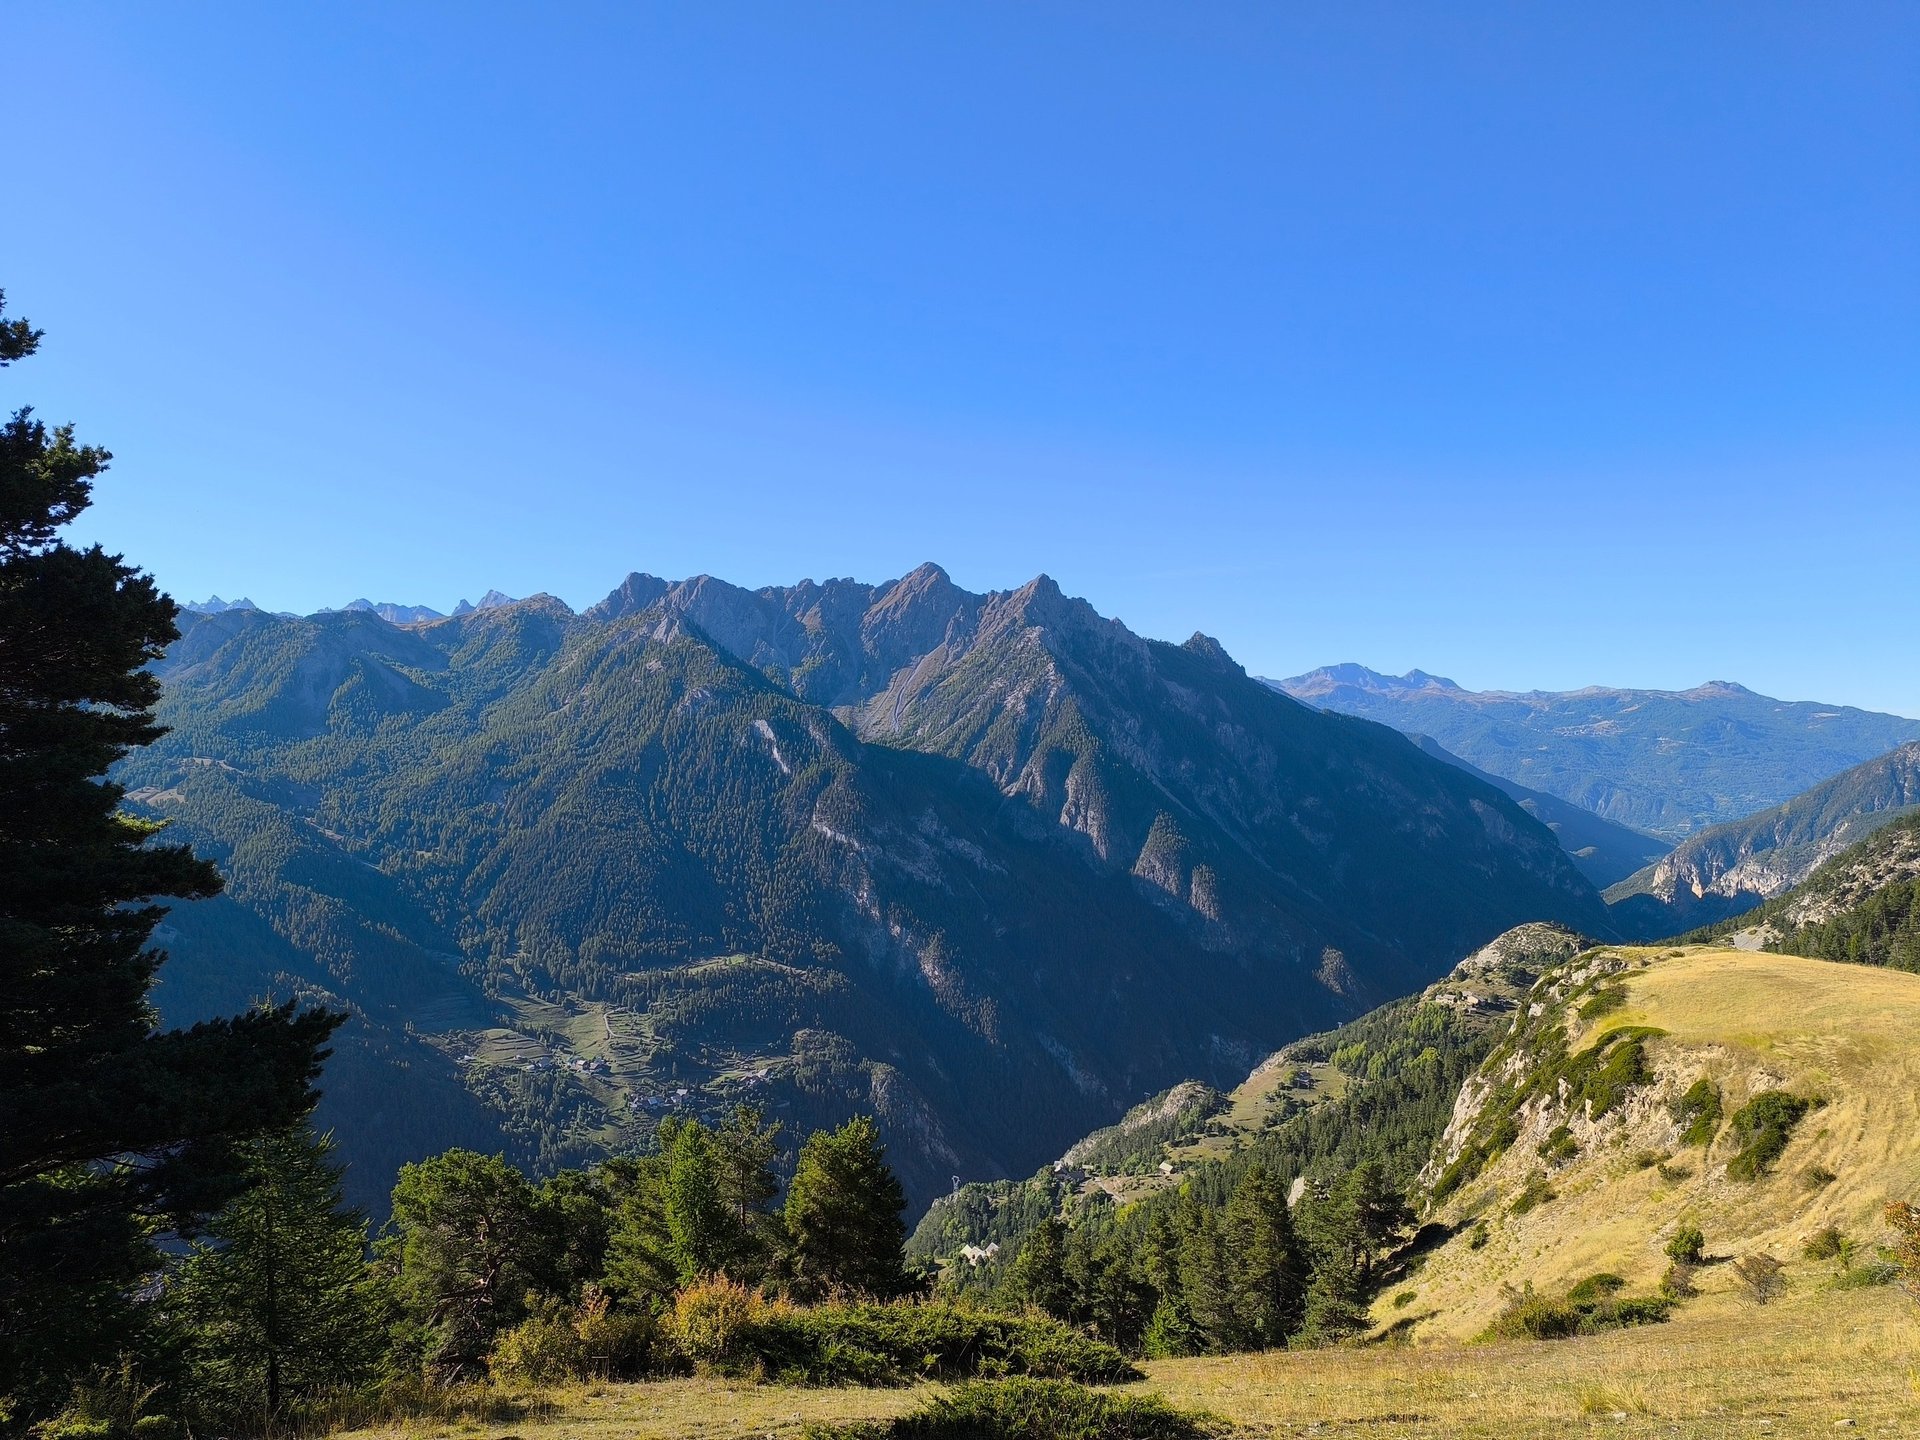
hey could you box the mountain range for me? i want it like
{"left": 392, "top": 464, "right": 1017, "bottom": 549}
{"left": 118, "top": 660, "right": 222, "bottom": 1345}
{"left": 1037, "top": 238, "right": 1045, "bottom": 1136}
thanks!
{"left": 1273, "top": 664, "right": 1920, "bottom": 840}
{"left": 129, "top": 566, "right": 1608, "bottom": 1212}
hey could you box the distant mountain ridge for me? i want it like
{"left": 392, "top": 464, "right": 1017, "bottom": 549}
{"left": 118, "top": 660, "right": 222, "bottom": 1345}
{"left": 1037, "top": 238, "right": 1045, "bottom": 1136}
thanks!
{"left": 1273, "top": 664, "right": 1920, "bottom": 839}
{"left": 129, "top": 567, "right": 1609, "bottom": 1212}
{"left": 1606, "top": 740, "right": 1920, "bottom": 935}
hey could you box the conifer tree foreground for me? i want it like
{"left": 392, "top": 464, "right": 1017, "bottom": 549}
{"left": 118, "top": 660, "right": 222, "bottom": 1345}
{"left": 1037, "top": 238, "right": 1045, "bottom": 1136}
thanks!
{"left": 0, "top": 291, "right": 339, "bottom": 1417}
{"left": 784, "top": 1115, "right": 909, "bottom": 1299}
{"left": 171, "top": 1128, "right": 383, "bottom": 1427}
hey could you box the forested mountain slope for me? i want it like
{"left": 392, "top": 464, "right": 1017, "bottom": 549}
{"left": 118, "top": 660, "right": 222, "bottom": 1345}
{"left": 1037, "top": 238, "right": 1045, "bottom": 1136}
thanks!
{"left": 129, "top": 572, "right": 1609, "bottom": 1213}
{"left": 1606, "top": 741, "right": 1920, "bottom": 937}
{"left": 1407, "top": 735, "right": 1669, "bottom": 887}
{"left": 1274, "top": 665, "right": 1920, "bottom": 840}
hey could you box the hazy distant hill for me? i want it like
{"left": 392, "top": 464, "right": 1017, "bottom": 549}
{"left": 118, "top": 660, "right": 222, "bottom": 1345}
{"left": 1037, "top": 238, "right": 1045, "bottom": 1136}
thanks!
{"left": 127, "top": 570, "right": 1608, "bottom": 1212}
{"left": 1608, "top": 742, "right": 1920, "bottom": 936}
{"left": 1273, "top": 664, "right": 1920, "bottom": 840}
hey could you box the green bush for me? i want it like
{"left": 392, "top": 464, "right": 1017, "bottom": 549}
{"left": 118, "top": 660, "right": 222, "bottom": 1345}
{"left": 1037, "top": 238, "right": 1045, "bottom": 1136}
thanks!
{"left": 490, "top": 1291, "right": 657, "bottom": 1383}
{"left": 33, "top": 1421, "right": 113, "bottom": 1440}
{"left": 1670, "top": 1079, "right": 1721, "bottom": 1147}
{"left": 804, "top": 1379, "right": 1214, "bottom": 1440}
{"left": 739, "top": 1301, "right": 1138, "bottom": 1387}
{"left": 1565, "top": 1273, "right": 1625, "bottom": 1305}
{"left": 1579, "top": 986, "right": 1627, "bottom": 1020}
{"left": 1537, "top": 1126, "right": 1579, "bottom": 1164}
{"left": 1802, "top": 1226, "right": 1845, "bottom": 1261}
{"left": 1480, "top": 1282, "right": 1672, "bottom": 1342}
{"left": 1509, "top": 1173, "right": 1556, "bottom": 1216}
{"left": 1726, "top": 1092, "right": 1812, "bottom": 1181}
{"left": 1664, "top": 1226, "right": 1705, "bottom": 1264}
{"left": 1659, "top": 1262, "right": 1698, "bottom": 1299}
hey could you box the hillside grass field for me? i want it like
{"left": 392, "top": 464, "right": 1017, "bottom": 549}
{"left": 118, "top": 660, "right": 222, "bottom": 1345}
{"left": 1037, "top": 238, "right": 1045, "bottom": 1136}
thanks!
{"left": 330, "top": 1287, "right": 1918, "bottom": 1439}
{"left": 1409, "top": 945, "right": 1920, "bottom": 1337}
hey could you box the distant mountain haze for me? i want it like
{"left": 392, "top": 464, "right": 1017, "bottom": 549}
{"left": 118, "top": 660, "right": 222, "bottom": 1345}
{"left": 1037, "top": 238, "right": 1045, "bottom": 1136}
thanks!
{"left": 128, "top": 568, "right": 1609, "bottom": 1213}
{"left": 1274, "top": 664, "right": 1920, "bottom": 840}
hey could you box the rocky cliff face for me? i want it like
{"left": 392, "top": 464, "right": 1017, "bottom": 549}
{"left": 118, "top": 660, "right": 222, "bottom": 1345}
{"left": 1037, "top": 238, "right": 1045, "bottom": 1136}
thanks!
{"left": 1607, "top": 741, "right": 1920, "bottom": 935}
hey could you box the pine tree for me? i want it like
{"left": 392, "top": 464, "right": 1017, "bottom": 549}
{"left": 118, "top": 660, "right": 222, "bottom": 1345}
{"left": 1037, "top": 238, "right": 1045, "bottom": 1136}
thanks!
{"left": 1176, "top": 1203, "right": 1241, "bottom": 1351}
{"left": 783, "top": 1115, "right": 908, "bottom": 1299}
{"left": 385, "top": 1150, "right": 549, "bottom": 1378}
{"left": 713, "top": 1105, "right": 782, "bottom": 1229}
{"left": 1006, "top": 1216, "right": 1073, "bottom": 1319}
{"left": 598, "top": 1156, "right": 678, "bottom": 1308}
{"left": 0, "top": 290, "right": 339, "bottom": 1418}
{"left": 172, "top": 1127, "right": 382, "bottom": 1427}
{"left": 660, "top": 1118, "right": 733, "bottom": 1282}
{"left": 1222, "top": 1166, "right": 1306, "bottom": 1348}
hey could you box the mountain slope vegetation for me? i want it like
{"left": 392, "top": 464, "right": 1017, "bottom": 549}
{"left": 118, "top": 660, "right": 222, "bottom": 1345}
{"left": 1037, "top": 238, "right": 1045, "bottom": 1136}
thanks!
{"left": 1605, "top": 741, "right": 1920, "bottom": 936}
{"left": 128, "top": 572, "right": 1608, "bottom": 1212}
{"left": 1409, "top": 942, "right": 1920, "bottom": 1337}
{"left": 1275, "top": 665, "right": 1920, "bottom": 840}
{"left": 1407, "top": 735, "right": 1669, "bottom": 887}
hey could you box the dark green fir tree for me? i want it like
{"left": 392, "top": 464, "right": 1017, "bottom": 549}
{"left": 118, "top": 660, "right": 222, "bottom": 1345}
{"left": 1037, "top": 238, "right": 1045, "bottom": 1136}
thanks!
{"left": 0, "top": 289, "right": 339, "bottom": 1420}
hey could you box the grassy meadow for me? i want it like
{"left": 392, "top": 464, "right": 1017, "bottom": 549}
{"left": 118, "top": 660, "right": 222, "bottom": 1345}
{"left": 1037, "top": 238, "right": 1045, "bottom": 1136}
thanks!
{"left": 330, "top": 1285, "right": 1918, "bottom": 1440}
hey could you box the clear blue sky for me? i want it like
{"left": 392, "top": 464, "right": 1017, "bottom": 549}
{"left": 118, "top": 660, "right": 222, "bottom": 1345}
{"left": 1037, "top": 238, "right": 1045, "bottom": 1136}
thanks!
{"left": 8, "top": 4, "right": 1918, "bottom": 713}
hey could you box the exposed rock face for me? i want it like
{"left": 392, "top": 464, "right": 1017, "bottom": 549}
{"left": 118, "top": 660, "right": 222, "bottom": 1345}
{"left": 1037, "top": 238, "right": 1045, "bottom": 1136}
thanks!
{"left": 1607, "top": 742, "right": 1920, "bottom": 935}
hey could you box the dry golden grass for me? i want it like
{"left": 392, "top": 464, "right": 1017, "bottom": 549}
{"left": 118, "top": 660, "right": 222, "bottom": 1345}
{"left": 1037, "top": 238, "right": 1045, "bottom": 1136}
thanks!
{"left": 328, "top": 1288, "right": 1919, "bottom": 1440}
{"left": 330, "top": 1375, "right": 931, "bottom": 1440}
{"left": 1146, "top": 1285, "right": 1920, "bottom": 1438}
{"left": 1407, "top": 946, "right": 1920, "bottom": 1337}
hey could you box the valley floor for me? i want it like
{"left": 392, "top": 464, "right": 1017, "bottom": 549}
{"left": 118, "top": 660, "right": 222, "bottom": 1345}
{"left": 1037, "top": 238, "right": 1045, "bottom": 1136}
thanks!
{"left": 341, "top": 1287, "right": 1918, "bottom": 1440}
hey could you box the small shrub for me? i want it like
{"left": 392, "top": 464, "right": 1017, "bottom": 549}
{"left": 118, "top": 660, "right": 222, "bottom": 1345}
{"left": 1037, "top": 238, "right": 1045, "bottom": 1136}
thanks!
{"left": 1830, "top": 1261, "right": 1897, "bottom": 1291}
{"left": 1467, "top": 1222, "right": 1490, "bottom": 1251}
{"left": 1537, "top": 1125, "right": 1579, "bottom": 1164}
{"left": 33, "top": 1359, "right": 168, "bottom": 1440}
{"left": 34, "top": 1422, "right": 113, "bottom": 1440}
{"left": 1656, "top": 1160, "right": 1692, "bottom": 1184}
{"left": 490, "top": 1289, "right": 656, "bottom": 1383}
{"left": 1670, "top": 1078, "right": 1721, "bottom": 1147}
{"left": 1726, "top": 1092, "right": 1811, "bottom": 1181}
{"left": 1509, "top": 1173, "right": 1556, "bottom": 1216}
{"left": 1392, "top": 1289, "right": 1416, "bottom": 1309}
{"left": 1480, "top": 1281, "right": 1671, "bottom": 1343}
{"left": 1565, "top": 1273, "right": 1626, "bottom": 1305}
{"left": 1630, "top": 1149, "right": 1666, "bottom": 1171}
{"left": 1803, "top": 1226, "right": 1846, "bottom": 1261}
{"left": 1580, "top": 986, "right": 1628, "bottom": 1020}
{"left": 670, "top": 1276, "right": 771, "bottom": 1366}
{"left": 736, "top": 1300, "right": 1138, "bottom": 1387}
{"left": 1660, "top": 1262, "right": 1698, "bottom": 1299}
{"left": 1664, "top": 1226, "right": 1705, "bottom": 1264}
{"left": 1801, "top": 1164, "right": 1838, "bottom": 1191}
{"left": 804, "top": 1378, "right": 1214, "bottom": 1440}
{"left": 1731, "top": 1253, "right": 1787, "bottom": 1304}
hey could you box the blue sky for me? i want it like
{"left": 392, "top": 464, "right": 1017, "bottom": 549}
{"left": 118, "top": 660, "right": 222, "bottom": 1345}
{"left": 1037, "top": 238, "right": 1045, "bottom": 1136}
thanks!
{"left": 8, "top": 4, "right": 1918, "bottom": 712}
